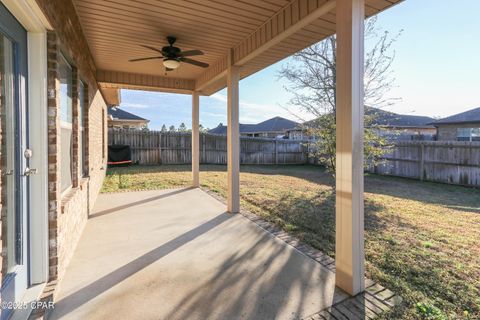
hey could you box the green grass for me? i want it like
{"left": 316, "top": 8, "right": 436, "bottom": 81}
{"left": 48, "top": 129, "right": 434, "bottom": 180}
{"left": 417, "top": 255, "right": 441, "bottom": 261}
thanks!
{"left": 102, "top": 164, "right": 480, "bottom": 319}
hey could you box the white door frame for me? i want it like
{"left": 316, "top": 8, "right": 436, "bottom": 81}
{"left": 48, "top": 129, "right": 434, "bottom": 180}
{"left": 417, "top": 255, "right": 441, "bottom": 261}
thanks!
{"left": 1, "top": 0, "right": 51, "bottom": 285}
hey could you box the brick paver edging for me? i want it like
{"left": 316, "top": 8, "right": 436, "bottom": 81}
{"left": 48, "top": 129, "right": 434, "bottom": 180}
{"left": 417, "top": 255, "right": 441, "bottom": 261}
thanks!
{"left": 201, "top": 187, "right": 402, "bottom": 320}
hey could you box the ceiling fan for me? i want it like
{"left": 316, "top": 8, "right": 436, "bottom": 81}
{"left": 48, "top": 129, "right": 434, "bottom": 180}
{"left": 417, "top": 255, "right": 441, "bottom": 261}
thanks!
{"left": 129, "top": 36, "right": 209, "bottom": 71}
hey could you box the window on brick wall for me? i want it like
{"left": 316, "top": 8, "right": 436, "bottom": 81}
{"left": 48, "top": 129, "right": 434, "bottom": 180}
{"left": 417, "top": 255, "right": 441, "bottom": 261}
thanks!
{"left": 457, "top": 128, "right": 480, "bottom": 142}
{"left": 59, "top": 54, "right": 73, "bottom": 192}
{"left": 79, "top": 80, "right": 87, "bottom": 176}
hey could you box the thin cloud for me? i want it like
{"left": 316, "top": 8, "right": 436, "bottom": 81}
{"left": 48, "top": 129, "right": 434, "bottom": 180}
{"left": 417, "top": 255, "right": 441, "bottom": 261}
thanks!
{"left": 121, "top": 102, "right": 151, "bottom": 109}
{"left": 201, "top": 111, "right": 225, "bottom": 118}
{"left": 206, "top": 93, "right": 308, "bottom": 124}
{"left": 210, "top": 93, "right": 227, "bottom": 103}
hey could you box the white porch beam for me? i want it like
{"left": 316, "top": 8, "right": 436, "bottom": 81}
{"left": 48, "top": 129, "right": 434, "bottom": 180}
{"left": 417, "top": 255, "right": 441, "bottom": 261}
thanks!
{"left": 99, "top": 87, "right": 121, "bottom": 106}
{"left": 192, "top": 91, "right": 200, "bottom": 188}
{"left": 335, "top": 0, "right": 365, "bottom": 295}
{"left": 233, "top": 0, "right": 336, "bottom": 66}
{"left": 194, "top": 0, "right": 336, "bottom": 94}
{"left": 195, "top": 55, "right": 228, "bottom": 93}
{"left": 227, "top": 50, "right": 240, "bottom": 214}
{"left": 97, "top": 70, "right": 195, "bottom": 94}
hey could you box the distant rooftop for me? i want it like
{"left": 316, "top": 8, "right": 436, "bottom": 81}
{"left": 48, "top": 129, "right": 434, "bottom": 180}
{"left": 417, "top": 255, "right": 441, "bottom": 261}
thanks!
{"left": 209, "top": 117, "right": 299, "bottom": 135}
{"left": 108, "top": 107, "right": 149, "bottom": 122}
{"left": 366, "top": 107, "right": 435, "bottom": 128}
{"left": 430, "top": 107, "right": 480, "bottom": 125}
{"left": 289, "top": 107, "right": 435, "bottom": 130}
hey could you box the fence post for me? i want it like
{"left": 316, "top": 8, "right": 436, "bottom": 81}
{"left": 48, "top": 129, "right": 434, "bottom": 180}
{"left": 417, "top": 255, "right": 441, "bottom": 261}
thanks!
{"left": 202, "top": 133, "right": 206, "bottom": 164}
{"left": 419, "top": 143, "right": 425, "bottom": 181}
{"left": 274, "top": 140, "right": 278, "bottom": 164}
{"left": 158, "top": 132, "right": 162, "bottom": 165}
{"left": 305, "top": 141, "right": 309, "bottom": 164}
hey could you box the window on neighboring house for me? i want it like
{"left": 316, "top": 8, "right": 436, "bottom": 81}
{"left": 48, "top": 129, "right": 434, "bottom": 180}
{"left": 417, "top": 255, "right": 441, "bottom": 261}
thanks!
{"left": 79, "top": 80, "right": 87, "bottom": 176}
{"left": 59, "top": 54, "right": 73, "bottom": 192}
{"left": 457, "top": 128, "right": 480, "bottom": 142}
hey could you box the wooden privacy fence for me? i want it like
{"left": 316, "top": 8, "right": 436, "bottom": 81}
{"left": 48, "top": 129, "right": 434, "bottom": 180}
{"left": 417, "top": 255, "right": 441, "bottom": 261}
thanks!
{"left": 369, "top": 141, "right": 480, "bottom": 187}
{"left": 109, "top": 130, "right": 480, "bottom": 186}
{"left": 108, "top": 129, "right": 309, "bottom": 165}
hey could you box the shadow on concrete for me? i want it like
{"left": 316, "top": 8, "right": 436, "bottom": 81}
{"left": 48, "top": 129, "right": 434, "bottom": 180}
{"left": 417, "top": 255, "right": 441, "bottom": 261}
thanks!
{"left": 90, "top": 187, "right": 193, "bottom": 218}
{"left": 51, "top": 213, "right": 232, "bottom": 319}
{"left": 158, "top": 230, "right": 346, "bottom": 320}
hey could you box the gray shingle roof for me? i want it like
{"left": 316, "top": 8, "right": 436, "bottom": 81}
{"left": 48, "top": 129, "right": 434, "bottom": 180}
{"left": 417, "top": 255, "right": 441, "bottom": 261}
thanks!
{"left": 430, "top": 107, "right": 480, "bottom": 125}
{"left": 366, "top": 107, "right": 435, "bottom": 127}
{"left": 208, "top": 117, "right": 299, "bottom": 135}
{"left": 208, "top": 124, "right": 255, "bottom": 135}
{"left": 108, "top": 107, "right": 148, "bottom": 121}
{"left": 253, "top": 117, "right": 299, "bottom": 132}
{"left": 289, "top": 107, "right": 435, "bottom": 130}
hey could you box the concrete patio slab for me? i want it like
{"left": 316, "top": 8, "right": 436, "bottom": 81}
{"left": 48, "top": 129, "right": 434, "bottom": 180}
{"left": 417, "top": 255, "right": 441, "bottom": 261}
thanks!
{"left": 49, "top": 188, "right": 349, "bottom": 320}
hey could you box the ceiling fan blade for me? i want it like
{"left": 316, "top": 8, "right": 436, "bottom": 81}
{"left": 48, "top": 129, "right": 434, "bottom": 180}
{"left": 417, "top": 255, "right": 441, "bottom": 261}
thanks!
{"left": 129, "top": 56, "right": 163, "bottom": 62}
{"left": 180, "top": 50, "right": 204, "bottom": 57}
{"left": 140, "top": 44, "right": 165, "bottom": 55}
{"left": 180, "top": 57, "right": 209, "bottom": 68}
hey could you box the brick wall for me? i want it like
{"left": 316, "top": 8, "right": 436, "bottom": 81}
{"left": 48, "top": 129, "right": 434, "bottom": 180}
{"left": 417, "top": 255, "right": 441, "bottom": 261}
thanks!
{"left": 87, "top": 92, "right": 107, "bottom": 212}
{"left": 36, "top": 0, "right": 108, "bottom": 295}
{"left": 46, "top": 31, "right": 60, "bottom": 280}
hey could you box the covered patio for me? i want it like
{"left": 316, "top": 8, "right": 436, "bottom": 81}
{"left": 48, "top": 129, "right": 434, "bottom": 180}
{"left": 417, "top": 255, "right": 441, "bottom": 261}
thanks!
{"left": 49, "top": 188, "right": 395, "bottom": 319}
{"left": 72, "top": 0, "right": 402, "bottom": 298}
{"left": 0, "top": 0, "right": 427, "bottom": 318}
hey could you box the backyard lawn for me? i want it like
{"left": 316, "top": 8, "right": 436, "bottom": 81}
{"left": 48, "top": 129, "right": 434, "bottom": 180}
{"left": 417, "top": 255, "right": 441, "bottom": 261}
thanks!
{"left": 102, "top": 164, "right": 480, "bottom": 319}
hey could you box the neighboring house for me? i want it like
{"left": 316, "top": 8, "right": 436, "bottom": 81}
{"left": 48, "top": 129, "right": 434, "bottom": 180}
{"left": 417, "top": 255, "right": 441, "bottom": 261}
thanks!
{"left": 209, "top": 116, "right": 299, "bottom": 139}
{"left": 367, "top": 108, "right": 436, "bottom": 140}
{"left": 430, "top": 107, "right": 480, "bottom": 141}
{"left": 108, "top": 107, "right": 149, "bottom": 130}
{"left": 287, "top": 107, "right": 436, "bottom": 141}
{"left": 286, "top": 120, "right": 317, "bottom": 140}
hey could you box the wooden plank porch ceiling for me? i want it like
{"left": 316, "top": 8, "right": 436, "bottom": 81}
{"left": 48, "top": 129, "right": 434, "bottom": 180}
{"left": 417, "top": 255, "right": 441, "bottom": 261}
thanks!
{"left": 72, "top": 0, "right": 402, "bottom": 96}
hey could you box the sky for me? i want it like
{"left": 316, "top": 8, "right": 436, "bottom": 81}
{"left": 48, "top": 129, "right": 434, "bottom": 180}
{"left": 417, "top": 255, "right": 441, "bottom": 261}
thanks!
{"left": 119, "top": 0, "right": 480, "bottom": 131}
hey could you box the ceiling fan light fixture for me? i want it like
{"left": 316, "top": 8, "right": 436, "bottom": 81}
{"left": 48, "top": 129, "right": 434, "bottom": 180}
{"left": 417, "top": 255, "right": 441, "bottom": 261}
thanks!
{"left": 163, "top": 58, "right": 180, "bottom": 69}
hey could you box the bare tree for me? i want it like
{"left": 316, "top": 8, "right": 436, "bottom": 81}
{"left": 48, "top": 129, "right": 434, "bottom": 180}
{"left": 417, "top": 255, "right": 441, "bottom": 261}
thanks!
{"left": 278, "top": 16, "right": 401, "bottom": 175}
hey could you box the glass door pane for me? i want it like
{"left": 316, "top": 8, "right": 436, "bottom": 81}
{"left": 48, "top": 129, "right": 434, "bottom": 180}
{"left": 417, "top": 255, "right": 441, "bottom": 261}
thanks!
{"left": 1, "top": 4, "right": 29, "bottom": 316}
{"left": 0, "top": 31, "right": 16, "bottom": 275}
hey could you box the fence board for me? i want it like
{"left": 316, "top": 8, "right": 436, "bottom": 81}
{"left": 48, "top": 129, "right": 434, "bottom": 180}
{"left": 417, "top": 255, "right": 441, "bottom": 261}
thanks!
{"left": 108, "top": 129, "right": 309, "bottom": 165}
{"left": 370, "top": 141, "right": 480, "bottom": 187}
{"left": 109, "top": 130, "right": 480, "bottom": 186}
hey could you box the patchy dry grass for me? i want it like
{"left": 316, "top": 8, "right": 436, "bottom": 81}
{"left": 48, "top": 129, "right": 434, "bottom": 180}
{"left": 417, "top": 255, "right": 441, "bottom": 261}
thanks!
{"left": 102, "top": 164, "right": 480, "bottom": 319}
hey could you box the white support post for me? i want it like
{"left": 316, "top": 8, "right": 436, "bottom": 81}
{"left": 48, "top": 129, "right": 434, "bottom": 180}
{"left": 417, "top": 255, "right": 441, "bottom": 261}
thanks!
{"left": 192, "top": 91, "right": 200, "bottom": 187}
{"left": 335, "top": 0, "right": 365, "bottom": 295}
{"left": 227, "top": 50, "right": 240, "bottom": 213}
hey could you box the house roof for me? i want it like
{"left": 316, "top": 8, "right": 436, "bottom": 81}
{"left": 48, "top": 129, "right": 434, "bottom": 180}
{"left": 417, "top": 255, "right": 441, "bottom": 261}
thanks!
{"left": 288, "top": 107, "right": 435, "bottom": 131}
{"left": 251, "top": 117, "right": 299, "bottom": 133}
{"left": 108, "top": 107, "right": 149, "bottom": 122}
{"left": 208, "top": 117, "right": 299, "bottom": 135}
{"left": 429, "top": 107, "right": 480, "bottom": 125}
{"left": 366, "top": 108, "right": 436, "bottom": 128}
